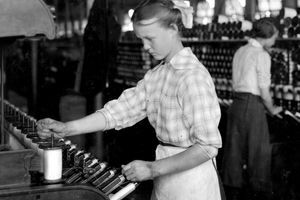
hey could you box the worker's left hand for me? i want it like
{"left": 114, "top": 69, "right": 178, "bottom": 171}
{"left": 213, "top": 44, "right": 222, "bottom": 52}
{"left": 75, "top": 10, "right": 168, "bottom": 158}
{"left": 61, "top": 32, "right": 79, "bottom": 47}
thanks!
{"left": 37, "top": 118, "right": 70, "bottom": 139}
{"left": 122, "top": 160, "right": 153, "bottom": 182}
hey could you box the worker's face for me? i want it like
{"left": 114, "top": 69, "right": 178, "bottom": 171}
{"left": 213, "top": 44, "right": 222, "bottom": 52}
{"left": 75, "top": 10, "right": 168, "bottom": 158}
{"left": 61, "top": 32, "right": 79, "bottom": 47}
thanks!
{"left": 133, "top": 19, "right": 178, "bottom": 61}
{"left": 264, "top": 30, "right": 278, "bottom": 48}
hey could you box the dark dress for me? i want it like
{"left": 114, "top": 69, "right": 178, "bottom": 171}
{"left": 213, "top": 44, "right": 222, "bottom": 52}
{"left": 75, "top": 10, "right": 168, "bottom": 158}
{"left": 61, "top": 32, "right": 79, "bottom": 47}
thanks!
{"left": 222, "top": 92, "right": 272, "bottom": 192}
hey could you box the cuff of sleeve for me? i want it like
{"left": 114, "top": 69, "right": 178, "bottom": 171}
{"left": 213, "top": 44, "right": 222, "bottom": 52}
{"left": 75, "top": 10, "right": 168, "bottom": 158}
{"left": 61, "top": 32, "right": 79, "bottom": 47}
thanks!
{"left": 192, "top": 125, "right": 222, "bottom": 149}
{"left": 201, "top": 145, "right": 218, "bottom": 159}
{"left": 193, "top": 143, "right": 218, "bottom": 159}
{"left": 96, "top": 109, "right": 115, "bottom": 130}
{"left": 258, "top": 83, "right": 270, "bottom": 89}
{"left": 258, "top": 76, "right": 271, "bottom": 89}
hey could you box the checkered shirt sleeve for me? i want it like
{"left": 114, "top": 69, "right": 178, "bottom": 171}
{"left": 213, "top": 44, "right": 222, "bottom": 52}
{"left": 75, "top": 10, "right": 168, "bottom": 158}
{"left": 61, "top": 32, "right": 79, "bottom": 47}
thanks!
{"left": 99, "top": 79, "right": 147, "bottom": 130}
{"left": 177, "top": 69, "right": 222, "bottom": 147}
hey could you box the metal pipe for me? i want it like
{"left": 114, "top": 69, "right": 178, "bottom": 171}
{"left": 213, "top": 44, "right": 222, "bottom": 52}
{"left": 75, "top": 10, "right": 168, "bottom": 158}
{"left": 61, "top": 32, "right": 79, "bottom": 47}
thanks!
{"left": 0, "top": 47, "right": 4, "bottom": 145}
{"left": 31, "top": 39, "right": 39, "bottom": 116}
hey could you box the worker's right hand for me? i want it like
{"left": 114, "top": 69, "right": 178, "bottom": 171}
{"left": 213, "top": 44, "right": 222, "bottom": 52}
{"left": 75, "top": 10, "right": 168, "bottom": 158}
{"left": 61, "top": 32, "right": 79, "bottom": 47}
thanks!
{"left": 271, "top": 106, "right": 283, "bottom": 118}
{"left": 37, "top": 118, "right": 69, "bottom": 139}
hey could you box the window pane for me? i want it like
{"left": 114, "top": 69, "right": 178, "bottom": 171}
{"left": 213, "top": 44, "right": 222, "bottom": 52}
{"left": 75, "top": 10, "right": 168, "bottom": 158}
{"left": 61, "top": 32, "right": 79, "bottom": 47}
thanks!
{"left": 269, "top": 0, "right": 282, "bottom": 10}
{"left": 258, "top": 0, "right": 270, "bottom": 11}
{"left": 225, "top": 0, "right": 244, "bottom": 16}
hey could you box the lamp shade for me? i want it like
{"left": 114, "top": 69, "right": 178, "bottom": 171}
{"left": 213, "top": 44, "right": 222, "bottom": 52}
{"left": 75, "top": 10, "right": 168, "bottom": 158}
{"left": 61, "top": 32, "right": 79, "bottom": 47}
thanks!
{"left": 0, "top": 0, "right": 55, "bottom": 39}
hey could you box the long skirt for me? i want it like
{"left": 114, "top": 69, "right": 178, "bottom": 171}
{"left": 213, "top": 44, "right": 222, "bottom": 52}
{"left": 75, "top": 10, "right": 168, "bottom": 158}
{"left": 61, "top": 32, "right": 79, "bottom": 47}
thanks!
{"left": 221, "top": 92, "right": 272, "bottom": 192}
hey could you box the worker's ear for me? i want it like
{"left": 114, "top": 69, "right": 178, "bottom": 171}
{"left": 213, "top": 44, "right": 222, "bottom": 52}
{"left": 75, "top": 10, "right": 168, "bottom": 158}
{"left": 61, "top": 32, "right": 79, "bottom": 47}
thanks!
{"left": 168, "top": 23, "right": 179, "bottom": 37}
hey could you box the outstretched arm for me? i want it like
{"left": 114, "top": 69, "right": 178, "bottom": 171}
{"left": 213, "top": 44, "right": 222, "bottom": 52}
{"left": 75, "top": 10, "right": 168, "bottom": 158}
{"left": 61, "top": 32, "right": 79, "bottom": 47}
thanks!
{"left": 37, "top": 111, "right": 106, "bottom": 138}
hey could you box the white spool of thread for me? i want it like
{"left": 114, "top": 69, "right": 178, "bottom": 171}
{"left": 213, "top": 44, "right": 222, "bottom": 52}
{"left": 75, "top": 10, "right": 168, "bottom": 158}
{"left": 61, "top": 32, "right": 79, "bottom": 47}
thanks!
{"left": 44, "top": 147, "right": 62, "bottom": 181}
{"left": 37, "top": 139, "right": 54, "bottom": 173}
{"left": 109, "top": 182, "right": 138, "bottom": 200}
{"left": 43, "top": 134, "right": 63, "bottom": 182}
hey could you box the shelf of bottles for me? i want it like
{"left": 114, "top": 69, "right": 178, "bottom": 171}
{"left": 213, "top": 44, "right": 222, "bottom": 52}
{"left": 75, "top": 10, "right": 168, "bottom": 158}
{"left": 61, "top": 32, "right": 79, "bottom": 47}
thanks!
{"left": 116, "top": 18, "right": 300, "bottom": 113}
{"left": 114, "top": 39, "right": 154, "bottom": 87}
{"left": 271, "top": 46, "right": 300, "bottom": 113}
{"left": 272, "top": 12, "right": 300, "bottom": 114}
{"left": 181, "top": 21, "right": 248, "bottom": 41}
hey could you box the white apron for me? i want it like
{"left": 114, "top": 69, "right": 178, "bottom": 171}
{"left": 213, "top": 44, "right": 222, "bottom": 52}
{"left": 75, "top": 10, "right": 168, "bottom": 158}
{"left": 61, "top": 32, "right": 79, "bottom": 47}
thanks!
{"left": 151, "top": 145, "right": 221, "bottom": 200}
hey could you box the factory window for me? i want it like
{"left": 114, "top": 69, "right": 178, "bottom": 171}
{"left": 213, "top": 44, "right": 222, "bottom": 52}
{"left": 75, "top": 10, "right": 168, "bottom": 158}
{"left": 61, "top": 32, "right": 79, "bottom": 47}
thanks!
{"left": 195, "top": 0, "right": 214, "bottom": 24}
{"left": 225, "top": 0, "right": 245, "bottom": 20}
{"left": 257, "top": 0, "right": 282, "bottom": 18}
{"left": 195, "top": 0, "right": 245, "bottom": 24}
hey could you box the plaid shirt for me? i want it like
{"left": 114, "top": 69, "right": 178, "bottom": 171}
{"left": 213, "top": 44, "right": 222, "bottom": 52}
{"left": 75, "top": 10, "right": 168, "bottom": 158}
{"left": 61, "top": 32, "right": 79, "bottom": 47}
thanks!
{"left": 100, "top": 47, "right": 222, "bottom": 149}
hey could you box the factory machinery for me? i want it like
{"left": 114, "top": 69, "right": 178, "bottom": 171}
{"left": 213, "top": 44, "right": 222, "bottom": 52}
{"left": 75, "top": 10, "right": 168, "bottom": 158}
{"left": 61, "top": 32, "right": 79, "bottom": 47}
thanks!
{"left": 0, "top": 0, "right": 138, "bottom": 199}
{"left": 0, "top": 100, "right": 138, "bottom": 200}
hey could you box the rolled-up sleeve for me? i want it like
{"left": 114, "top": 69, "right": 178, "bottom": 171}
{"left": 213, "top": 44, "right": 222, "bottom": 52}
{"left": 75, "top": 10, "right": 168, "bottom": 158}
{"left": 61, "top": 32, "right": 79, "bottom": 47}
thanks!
{"left": 257, "top": 51, "right": 271, "bottom": 89}
{"left": 178, "top": 70, "right": 222, "bottom": 149}
{"left": 98, "top": 79, "right": 147, "bottom": 130}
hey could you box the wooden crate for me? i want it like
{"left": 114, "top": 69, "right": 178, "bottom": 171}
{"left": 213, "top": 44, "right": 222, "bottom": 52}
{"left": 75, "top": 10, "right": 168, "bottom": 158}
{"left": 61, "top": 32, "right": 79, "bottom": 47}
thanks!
{"left": 0, "top": 148, "right": 36, "bottom": 188}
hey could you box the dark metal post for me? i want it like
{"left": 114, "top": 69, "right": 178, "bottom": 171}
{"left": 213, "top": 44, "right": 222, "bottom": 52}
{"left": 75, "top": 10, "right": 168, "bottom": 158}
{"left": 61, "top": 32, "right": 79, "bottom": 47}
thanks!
{"left": 31, "top": 39, "right": 39, "bottom": 116}
{"left": 0, "top": 47, "right": 5, "bottom": 145}
{"left": 244, "top": 0, "right": 256, "bottom": 21}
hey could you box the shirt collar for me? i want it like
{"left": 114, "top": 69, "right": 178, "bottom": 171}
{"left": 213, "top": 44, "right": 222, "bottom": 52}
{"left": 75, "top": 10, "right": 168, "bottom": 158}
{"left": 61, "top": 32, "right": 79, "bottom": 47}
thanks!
{"left": 248, "top": 38, "right": 263, "bottom": 48}
{"left": 165, "top": 47, "right": 197, "bottom": 69}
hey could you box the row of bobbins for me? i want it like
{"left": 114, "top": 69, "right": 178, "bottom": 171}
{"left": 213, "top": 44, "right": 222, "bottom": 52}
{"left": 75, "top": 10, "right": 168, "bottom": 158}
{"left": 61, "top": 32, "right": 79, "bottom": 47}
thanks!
{"left": 3, "top": 100, "right": 138, "bottom": 200}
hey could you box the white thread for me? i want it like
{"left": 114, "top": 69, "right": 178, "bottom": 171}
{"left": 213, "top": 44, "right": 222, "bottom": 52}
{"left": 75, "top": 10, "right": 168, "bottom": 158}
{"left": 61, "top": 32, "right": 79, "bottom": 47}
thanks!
{"left": 109, "top": 183, "right": 138, "bottom": 200}
{"left": 44, "top": 148, "right": 62, "bottom": 181}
